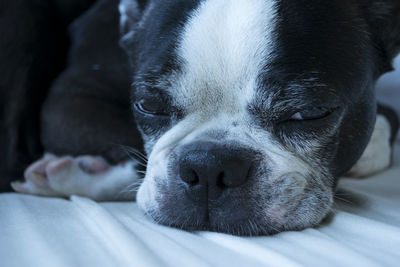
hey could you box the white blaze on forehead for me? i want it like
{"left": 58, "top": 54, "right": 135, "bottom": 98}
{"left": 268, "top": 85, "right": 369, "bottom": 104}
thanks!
{"left": 145, "top": 0, "right": 279, "bottom": 182}
{"left": 172, "top": 0, "right": 277, "bottom": 113}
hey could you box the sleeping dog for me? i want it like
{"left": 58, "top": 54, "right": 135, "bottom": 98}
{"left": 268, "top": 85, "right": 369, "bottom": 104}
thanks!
{"left": 2, "top": 0, "right": 399, "bottom": 235}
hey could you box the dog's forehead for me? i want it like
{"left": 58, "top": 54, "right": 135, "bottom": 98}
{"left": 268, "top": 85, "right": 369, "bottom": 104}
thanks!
{"left": 167, "top": 0, "right": 277, "bottom": 113}
{"left": 133, "top": 0, "right": 374, "bottom": 108}
{"left": 154, "top": 0, "right": 373, "bottom": 110}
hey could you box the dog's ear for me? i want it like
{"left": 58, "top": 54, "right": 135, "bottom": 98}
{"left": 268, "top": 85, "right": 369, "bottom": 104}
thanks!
{"left": 359, "top": 0, "right": 400, "bottom": 74}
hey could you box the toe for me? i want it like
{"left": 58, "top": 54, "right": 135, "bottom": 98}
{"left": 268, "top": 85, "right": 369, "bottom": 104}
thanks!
{"left": 25, "top": 171, "right": 48, "bottom": 187}
{"left": 24, "top": 158, "right": 53, "bottom": 179}
{"left": 46, "top": 157, "right": 74, "bottom": 176}
{"left": 10, "top": 181, "right": 28, "bottom": 193}
{"left": 77, "top": 156, "right": 109, "bottom": 174}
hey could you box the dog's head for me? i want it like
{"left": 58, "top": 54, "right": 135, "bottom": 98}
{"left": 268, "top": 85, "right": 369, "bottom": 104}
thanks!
{"left": 119, "top": 0, "right": 400, "bottom": 235}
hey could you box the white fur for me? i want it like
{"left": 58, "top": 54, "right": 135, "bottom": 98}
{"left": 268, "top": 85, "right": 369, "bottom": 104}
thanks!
{"left": 171, "top": 0, "right": 276, "bottom": 113}
{"left": 118, "top": 0, "right": 130, "bottom": 29}
{"left": 348, "top": 115, "right": 392, "bottom": 177}
{"left": 142, "top": 0, "right": 280, "bottom": 178}
{"left": 139, "top": 114, "right": 333, "bottom": 215}
{"left": 119, "top": 0, "right": 139, "bottom": 32}
{"left": 12, "top": 156, "right": 140, "bottom": 201}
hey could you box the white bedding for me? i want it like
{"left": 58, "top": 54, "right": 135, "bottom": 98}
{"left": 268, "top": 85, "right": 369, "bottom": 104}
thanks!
{"left": 0, "top": 142, "right": 399, "bottom": 267}
{"left": 1, "top": 58, "right": 399, "bottom": 267}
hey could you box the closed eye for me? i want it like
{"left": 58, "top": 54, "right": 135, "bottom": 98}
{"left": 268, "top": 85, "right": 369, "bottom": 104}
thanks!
{"left": 134, "top": 99, "right": 169, "bottom": 116}
{"left": 289, "top": 108, "right": 332, "bottom": 121}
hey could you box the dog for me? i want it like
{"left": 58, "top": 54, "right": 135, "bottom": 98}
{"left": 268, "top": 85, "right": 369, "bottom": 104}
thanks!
{"left": 1, "top": 0, "right": 399, "bottom": 235}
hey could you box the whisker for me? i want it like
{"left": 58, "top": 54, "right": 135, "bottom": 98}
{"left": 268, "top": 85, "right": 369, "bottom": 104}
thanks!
{"left": 118, "top": 180, "right": 143, "bottom": 195}
{"left": 123, "top": 151, "right": 147, "bottom": 167}
{"left": 266, "top": 221, "right": 281, "bottom": 234}
{"left": 113, "top": 144, "right": 149, "bottom": 168}
{"left": 133, "top": 160, "right": 148, "bottom": 168}
{"left": 123, "top": 151, "right": 148, "bottom": 167}
{"left": 334, "top": 195, "right": 353, "bottom": 204}
{"left": 121, "top": 145, "right": 148, "bottom": 163}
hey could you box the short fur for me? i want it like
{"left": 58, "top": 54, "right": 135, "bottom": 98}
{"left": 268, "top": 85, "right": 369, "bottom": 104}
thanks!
{"left": 1, "top": 0, "right": 399, "bottom": 235}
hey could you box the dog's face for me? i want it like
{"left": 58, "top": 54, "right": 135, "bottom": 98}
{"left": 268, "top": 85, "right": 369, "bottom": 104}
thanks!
{"left": 120, "top": 0, "right": 399, "bottom": 235}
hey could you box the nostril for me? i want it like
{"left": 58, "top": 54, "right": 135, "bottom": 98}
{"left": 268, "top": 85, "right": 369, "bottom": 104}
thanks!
{"left": 216, "top": 172, "right": 226, "bottom": 188}
{"left": 188, "top": 171, "right": 200, "bottom": 186}
{"left": 222, "top": 164, "right": 252, "bottom": 188}
{"left": 180, "top": 168, "right": 200, "bottom": 186}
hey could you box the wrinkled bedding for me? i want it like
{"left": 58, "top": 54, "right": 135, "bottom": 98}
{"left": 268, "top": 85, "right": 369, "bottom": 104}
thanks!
{"left": 0, "top": 141, "right": 399, "bottom": 267}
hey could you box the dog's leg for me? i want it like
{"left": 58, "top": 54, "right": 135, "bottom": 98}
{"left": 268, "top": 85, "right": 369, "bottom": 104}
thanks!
{"left": 11, "top": 154, "right": 141, "bottom": 201}
{"left": 0, "top": 0, "right": 97, "bottom": 192}
{"left": 347, "top": 104, "right": 399, "bottom": 177}
{"left": 11, "top": 88, "right": 145, "bottom": 200}
{"left": 10, "top": 0, "right": 145, "bottom": 200}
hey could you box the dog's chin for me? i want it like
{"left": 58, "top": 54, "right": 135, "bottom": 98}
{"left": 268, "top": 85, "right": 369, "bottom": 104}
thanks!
{"left": 144, "top": 215, "right": 283, "bottom": 236}
{"left": 139, "top": 200, "right": 331, "bottom": 236}
{"left": 136, "top": 174, "right": 334, "bottom": 236}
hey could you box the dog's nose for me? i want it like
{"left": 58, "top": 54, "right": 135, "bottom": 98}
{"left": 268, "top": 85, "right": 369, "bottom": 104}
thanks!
{"left": 178, "top": 142, "right": 252, "bottom": 200}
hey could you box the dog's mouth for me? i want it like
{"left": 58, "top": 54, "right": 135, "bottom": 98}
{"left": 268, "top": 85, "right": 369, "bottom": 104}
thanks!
{"left": 138, "top": 158, "right": 334, "bottom": 236}
{"left": 141, "top": 194, "right": 285, "bottom": 236}
{"left": 141, "top": 188, "right": 333, "bottom": 236}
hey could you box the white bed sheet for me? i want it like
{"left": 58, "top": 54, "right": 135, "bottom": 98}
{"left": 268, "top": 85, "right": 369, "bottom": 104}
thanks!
{"left": 1, "top": 58, "right": 399, "bottom": 267}
{"left": 0, "top": 141, "right": 399, "bottom": 267}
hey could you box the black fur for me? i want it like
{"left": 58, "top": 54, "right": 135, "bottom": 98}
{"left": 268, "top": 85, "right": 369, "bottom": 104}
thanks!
{"left": 0, "top": 0, "right": 399, "bottom": 197}
{"left": 121, "top": 0, "right": 400, "bottom": 181}
{"left": 358, "top": 0, "right": 400, "bottom": 75}
{"left": 0, "top": 0, "right": 96, "bottom": 191}
{"left": 118, "top": 0, "right": 400, "bottom": 233}
{"left": 40, "top": 0, "right": 142, "bottom": 164}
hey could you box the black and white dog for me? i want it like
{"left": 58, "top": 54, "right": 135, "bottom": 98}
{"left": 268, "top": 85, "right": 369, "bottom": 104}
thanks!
{"left": 1, "top": 0, "right": 399, "bottom": 235}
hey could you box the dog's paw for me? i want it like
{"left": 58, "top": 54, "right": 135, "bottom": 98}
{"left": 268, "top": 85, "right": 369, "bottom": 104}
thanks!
{"left": 347, "top": 115, "right": 392, "bottom": 177}
{"left": 11, "top": 154, "right": 141, "bottom": 201}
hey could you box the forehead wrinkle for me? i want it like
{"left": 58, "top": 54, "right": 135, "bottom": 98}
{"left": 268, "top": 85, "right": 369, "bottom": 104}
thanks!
{"left": 171, "top": 0, "right": 277, "bottom": 113}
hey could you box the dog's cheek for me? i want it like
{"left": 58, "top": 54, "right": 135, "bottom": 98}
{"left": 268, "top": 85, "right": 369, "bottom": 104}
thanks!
{"left": 139, "top": 132, "right": 160, "bottom": 156}
{"left": 288, "top": 184, "right": 334, "bottom": 229}
{"left": 136, "top": 178, "right": 154, "bottom": 214}
{"left": 254, "top": 141, "right": 334, "bottom": 229}
{"left": 137, "top": 145, "right": 175, "bottom": 213}
{"left": 136, "top": 163, "right": 162, "bottom": 214}
{"left": 266, "top": 173, "right": 333, "bottom": 230}
{"left": 134, "top": 115, "right": 174, "bottom": 155}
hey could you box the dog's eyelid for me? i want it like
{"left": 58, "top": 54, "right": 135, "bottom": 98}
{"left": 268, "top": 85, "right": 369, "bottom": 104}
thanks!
{"left": 272, "top": 106, "right": 337, "bottom": 124}
{"left": 134, "top": 99, "right": 169, "bottom": 116}
{"left": 286, "top": 106, "right": 340, "bottom": 121}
